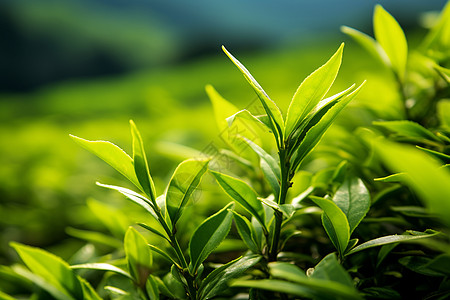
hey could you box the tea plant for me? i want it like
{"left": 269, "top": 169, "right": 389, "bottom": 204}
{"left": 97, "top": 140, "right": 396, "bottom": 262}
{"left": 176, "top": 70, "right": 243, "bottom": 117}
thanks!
{"left": 2, "top": 2, "right": 450, "bottom": 300}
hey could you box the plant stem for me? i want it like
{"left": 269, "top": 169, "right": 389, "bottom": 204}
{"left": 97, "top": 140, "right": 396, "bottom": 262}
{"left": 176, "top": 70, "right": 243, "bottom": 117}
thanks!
{"left": 269, "top": 148, "right": 291, "bottom": 262}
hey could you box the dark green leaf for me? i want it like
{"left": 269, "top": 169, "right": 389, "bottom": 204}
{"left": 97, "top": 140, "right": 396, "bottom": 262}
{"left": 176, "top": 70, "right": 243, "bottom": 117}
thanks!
{"left": 398, "top": 256, "right": 446, "bottom": 277}
{"left": 310, "top": 253, "right": 354, "bottom": 288}
{"left": 232, "top": 211, "right": 260, "bottom": 254}
{"left": 189, "top": 203, "right": 234, "bottom": 273}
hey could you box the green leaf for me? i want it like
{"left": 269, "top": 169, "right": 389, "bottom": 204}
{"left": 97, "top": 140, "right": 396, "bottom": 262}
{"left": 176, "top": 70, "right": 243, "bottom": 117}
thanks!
{"left": 222, "top": 46, "right": 284, "bottom": 144}
{"left": 79, "top": 277, "right": 102, "bottom": 300}
{"left": 417, "top": 146, "right": 450, "bottom": 163}
{"left": 189, "top": 203, "right": 234, "bottom": 274}
{"left": 70, "top": 134, "right": 141, "bottom": 189}
{"left": 268, "top": 262, "right": 307, "bottom": 282}
{"left": 239, "top": 137, "right": 281, "bottom": 198}
{"left": 372, "top": 139, "right": 450, "bottom": 227}
{"left": 146, "top": 275, "right": 160, "bottom": 300}
{"left": 333, "top": 176, "right": 370, "bottom": 234}
{"left": 166, "top": 158, "right": 210, "bottom": 226}
{"left": 291, "top": 82, "right": 365, "bottom": 171}
{"left": 130, "top": 120, "right": 157, "bottom": 202}
{"left": 124, "top": 227, "right": 152, "bottom": 287}
{"left": 138, "top": 223, "right": 169, "bottom": 242}
{"left": 232, "top": 211, "right": 260, "bottom": 254}
{"left": 87, "top": 199, "right": 130, "bottom": 239}
{"left": 211, "top": 171, "right": 266, "bottom": 231}
{"left": 346, "top": 230, "right": 440, "bottom": 256}
{"left": 285, "top": 43, "right": 344, "bottom": 136}
{"left": 11, "top": 264, "right": 75, "bottom": 300}
{"left": 226, "top": 109, "right": 270, "bottom": 132}
{"left": 399, "top": 256, "right": 447, "bottom": 277}
{"left": 421, "top": 0, "right": 450, "bottom": 56}
{"left": 373, "top": 5, "right": 408, "bottom": 80}
{"left": 310, "top": 253, "right": 354, "bottom": 288}
{"left": 198, "top": 254, "right": 261, "bottom": 300}
{"left": 0, "top": 291, "right": 16, "bottom": 300}
{"left": 96, "top": 182, "right": 158, "bottom": 220}
{"left": 148, "top": 244, "right": 180, "bottom": 268}
{"left": 206, "top": 84, "right": 239, "bottom": 133}
{"left": 10, "top": 242, "right": 83, "bottom": 300}
{"left": 310, "top": 196, "right": 350, "bottom": 256}
{"left": 66, "top": 227, "right": 123, "bottom": 249}
{"left": 437, "top": 100, "right": 450, "bottom": 129}
{"left": 70, "top": 263, "right": 132, "bottom": 280}
{"left": 340, "top": 26, "right": 389, "bottom": 65}
{"left": 373, "top": 120, "right": 440, "bottom": 142}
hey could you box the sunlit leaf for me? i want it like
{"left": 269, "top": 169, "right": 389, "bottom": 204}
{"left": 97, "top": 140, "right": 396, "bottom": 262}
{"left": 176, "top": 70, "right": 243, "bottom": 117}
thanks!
{"left": 130, "top": 120, "right": 157, "bottom": 202}
{"left": 374, "top": 5, "right": 408, "bottom": 79}
{"left": 71, "top": 263, "right": 132, "bottom": 280}
{"left": 70, "top": 135, "right": 141, "bottom": 189}
{"left": 211, "top": 171, "right": 266, "bottom": 230}
{"left": 346, "top": 230, "right": 440, "bottom": 255}
{"left": 189, "top": 203, "right": 234, "bottom": 274}
{"left": 373, "top": 120, "right": 440, "bottom": 142}
{"left": 166, "top": 158, "right": 209, "bottom": 226}
{"left": 285, "top": 43, "right": 344, "bottom": 136}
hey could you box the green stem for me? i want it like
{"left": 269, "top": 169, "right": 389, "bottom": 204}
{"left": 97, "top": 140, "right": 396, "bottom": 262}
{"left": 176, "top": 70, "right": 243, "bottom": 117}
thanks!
{"left": 269, "top": 148, "right": 291, "bottom": 262}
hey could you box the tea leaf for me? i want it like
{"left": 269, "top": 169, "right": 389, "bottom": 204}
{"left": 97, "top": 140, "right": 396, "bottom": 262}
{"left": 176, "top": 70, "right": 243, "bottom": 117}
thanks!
{"left": 166, "top": 158, "right": 210, "bottom": 226}
{"left": 333, "top": 177, "right": 370, "bottom": 234}
{"left": 226, "top": 109, "right": 270, "bottom": 132}
{"left": 96, "top": 182, "right": 158, "bottom": 220}
{"left": 310, "top": 196, "right": 350, "bottom": 255}
{"left": 421, "top": 0, "right": 450, "bottom": 55}
{"left": 124, "top": 227, "right": 152, "bottom": 286}
{"left": 341, "top": 26, "right": 389, "bottom": 65}
{"left": 437, "top": 100, "right": 450, "bottom": 129}
{"left": 148, "top": 244, "right": 180, "bottom": 268}
{"left": 206, "top": 84, "right": 239, "bottom": 133}
{"left": 189, "top": 203, "right": 234, "bottom": 273}
{"left": 232, "top": 211, "right": 260, "bottom": 253}
{"left": 310, "top": 253, "right": 354, "bottom": 288}
{"left": 222, "top": 46, "right": 284, "bottom": 144}
{"left": 211, "top": 171, "right": 266, "bottom": 230}
{"left": 71, "top": 263, "right": 132, "bottom": 280}
{"left": 291, "top": 82, "right": 365, "bottom": 171}
{"left": 373, "top": 120, "right": 440, "bottom": 142}
{"left": 70, "top": 135, "right": 141, "bottom": 189}
{"left": 130, "top": 120, "right": 157, "bottom": 202}
{"left": 374, "top": 5, "right": 408, "bottom": 79}
{"left": 285, "top": 43, "right": 344, "bottom": 136}
{"left": 346, "top": 230, "right": 440, "bottom": 255}
{"left": 199, "top": 254, "right": 261, "bottom": 300}
{"left": 11, "top": 242, "right": 83, "bottom": 300}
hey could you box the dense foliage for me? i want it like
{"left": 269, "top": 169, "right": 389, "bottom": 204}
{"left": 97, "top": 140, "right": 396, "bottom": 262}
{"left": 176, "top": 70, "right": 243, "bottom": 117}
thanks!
{"left": 1, "top": 3, "right": 450, "bottom": 299}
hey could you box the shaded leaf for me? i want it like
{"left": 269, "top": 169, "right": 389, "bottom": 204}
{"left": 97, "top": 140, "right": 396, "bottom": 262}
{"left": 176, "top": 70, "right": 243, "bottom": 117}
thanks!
{"left": 232, "top": 211, "right": 260, "bottom": 254}
{"left": 124, "top": 227, "right": 152, "bottom": 287}
{"left": 310, "top": 253, "right": 353, "bottom": 288}
{"left": 66, "top": 227, "right": 122, "bottom": 249}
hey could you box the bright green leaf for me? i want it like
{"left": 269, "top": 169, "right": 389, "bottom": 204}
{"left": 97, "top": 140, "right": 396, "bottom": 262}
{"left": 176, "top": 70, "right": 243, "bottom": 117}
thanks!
{"left": 373, "top": 120, "right": 440, "bottom": 142}
{"left": 374, "top": 5, "right": 408, "bottom": 80}
{"left": 285, "top": 43, "right": 344, "bottom": 136}
{"left": 189, "top": 203, "right": 234, "bottom": 274}
{"left": 71, "top": 263, "right": 132, "bottom": 280}
{"left": 124, "top": 227, "right": 152, "bottom": 287}
{"left": 130, "top": 120, "right": 157, "bottom": 202}
{"left": 211, "top": 171, "right": 266, "bottom": 230}
{"left": 70, "top": 135, "right": 141, "bottom": 189}
{"left": 437, "top": 100, "right": 450, "bottom": 129}
{"left": 166, "top": 158, "right": 210, "bottom": 226}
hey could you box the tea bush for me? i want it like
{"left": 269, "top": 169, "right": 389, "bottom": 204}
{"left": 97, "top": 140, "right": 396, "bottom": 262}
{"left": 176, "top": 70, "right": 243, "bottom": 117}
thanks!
{"left": 1, "top": 3, "right": 449, "bottom": 300}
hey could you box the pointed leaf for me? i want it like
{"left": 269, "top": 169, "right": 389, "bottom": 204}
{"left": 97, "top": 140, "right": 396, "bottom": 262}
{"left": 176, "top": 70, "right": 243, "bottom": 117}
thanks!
{"left": 96, "top": 182, "right": 158, "bottom": 220}
{"left": 285, "top": 43, "right": 344, "bottom": 136}
{"left": 11, "top": 242, "right": 83, "bottom": 300}
{"left": 232, "top": 211, "right": 260, "bottom": 253}
{"left": 373, "top": 120, "right": 440, "bottom": 142}
{"left": 310, "top": 253, "right": 354, "bottom": 287}
{"left": 341, "top": 26, "right": 389, "bottom": 65}
{"left": 222, "top": 46, "right": 284, "bottom": 142}
{"left": 130, "top": 120, "right": 157, "bottom": 201}
{"left": 421, "top": 1, "right": 450, "bottom": 55}
{"left": 206, "top": 84, "right": 239, "bottom": 132}
{"left": 333, "top": 176, "right": 370, "bottom": 234}
{"left": 211, "top": 171, "right": 266, "bottom": 230}
{"left": 166, "top": 158, "right": 210, "bottom": 226}
{"left": 346, "top": 230, "right": 440, "bottom": 256}
{"left": 189, "top": 203, "right": 234, "bottom": 273}
{"left": 310, "top": 196, "right": 350, "bottom": 255}
{"left": 148, "top": 244, "right": 180, "bottom": 268}
{"left": 71, "top": 263, "right": 132, "bottom": 280}
{"left": 124, "top": 227, "right": 152, "bottom": 287}
{"left": 226, "top": 109, "right": 270, "bottom": 132}
{"left": 374, "top": 5, "right": 408, "bottom": 79}
{"left": 292, "top": 82, "right": 365, "bottom": 170}
{"left": 199, "top": 254, "right": 261, "bottom": 300}
{"left": 70, "top": 135, "right": 140, "bottom": 189}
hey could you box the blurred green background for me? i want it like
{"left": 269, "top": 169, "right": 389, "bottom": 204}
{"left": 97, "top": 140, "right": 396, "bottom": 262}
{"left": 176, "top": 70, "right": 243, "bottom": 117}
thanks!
{"left": 0, "top": 0, "right": 447, "bottom": 265}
